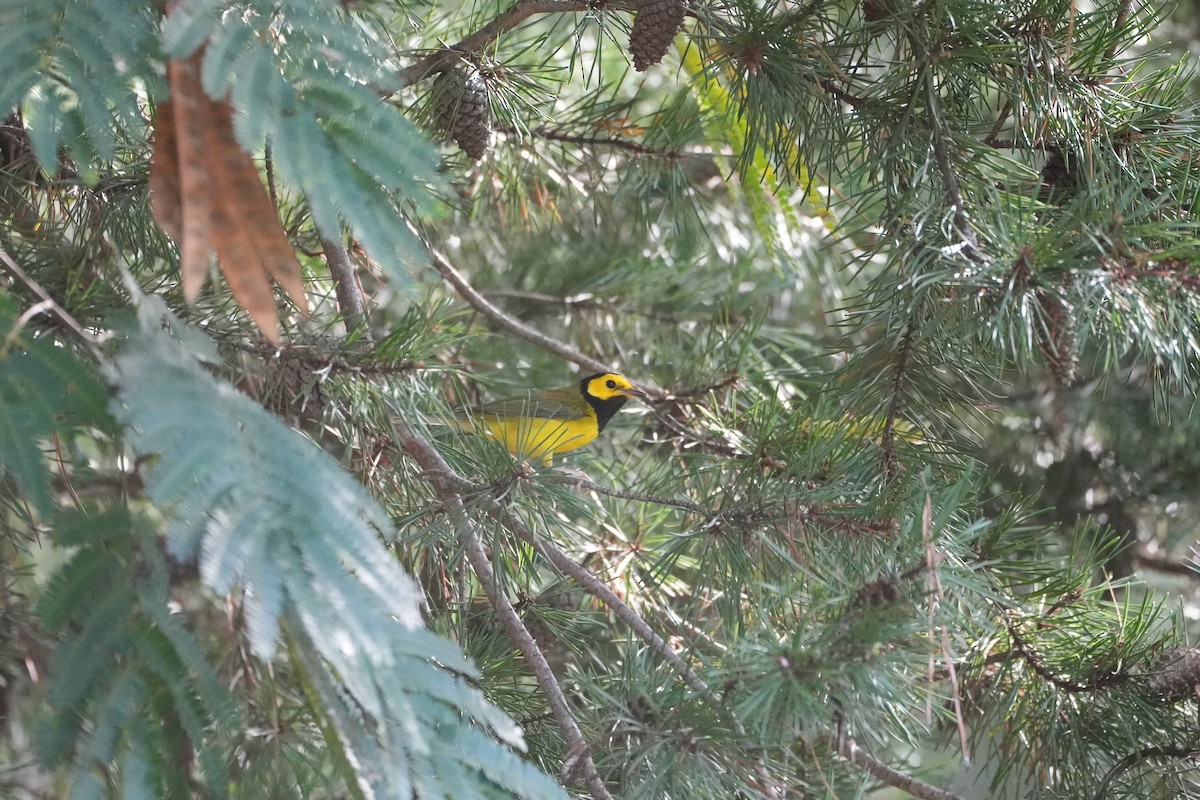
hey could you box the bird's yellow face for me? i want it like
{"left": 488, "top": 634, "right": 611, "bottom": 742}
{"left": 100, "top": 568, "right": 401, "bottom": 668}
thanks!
{"left": 583, "top": 372, "right": 646, "bottom": 402}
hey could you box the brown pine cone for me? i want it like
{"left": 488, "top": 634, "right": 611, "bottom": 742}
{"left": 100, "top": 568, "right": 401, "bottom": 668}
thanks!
{"left": 431, "top": 65, "right": 491, "bottom": 160}
{"left": 1146, "top": 648, "right": 1200, "bottom": 702}
{"left": 1034, "top": 288, "right": 1078, "bottom": 388}
{"left": 863, "top": 0, "right": 893, "bottom": 23}
{"left": 629, "top": 0, "right": 686, "bottom": 72}
{"left": 1041, "top": 146, "right": 1083, "bottom": 203}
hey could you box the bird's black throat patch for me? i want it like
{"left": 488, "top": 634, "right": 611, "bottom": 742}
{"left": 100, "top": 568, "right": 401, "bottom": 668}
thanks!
{"left": 581, "top": 380, "right": 629, "bottom": 433}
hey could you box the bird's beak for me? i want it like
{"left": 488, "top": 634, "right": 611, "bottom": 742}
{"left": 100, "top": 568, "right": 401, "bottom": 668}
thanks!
{"left": 623, "top": 385, "right": 648, "bottom": 399}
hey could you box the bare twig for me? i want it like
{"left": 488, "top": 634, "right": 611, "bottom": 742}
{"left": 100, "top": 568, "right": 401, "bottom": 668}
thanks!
{"left": 215, "top": 336, "right": 417, "bottom": 377}
{"left": 482, "top": 288, "right": 715, "bottom": 326}
{"left": 817, "top": 79, "right": 870, "bottom": 110}
{"left": 535, "top": 474, "right": 892, "bottom": 540}
{"left": 1135, "top": 543, "right": 1199, "bottom": 578}
{"left": 922, "top": 493, "right": 969, "bottom": 759}
{"left": 0, "top": 246, "right": 106, "bottom": 363}
{"left": 320, "top": 235, "right": 370, "bottom": 337}
{"left": 428, "top": 248, "right": 611, "bottom": 374}
{"left": 658, "top": 373, "right": 741, "bottom": 400}
{"left": 396, "top": 424, "right": 614, "bottom": 800}
{"left": 498, "top": 125, "right": 696, "bottom": 160}
{"left": 929, "top": 650, "right": 1009, "bottom": 682}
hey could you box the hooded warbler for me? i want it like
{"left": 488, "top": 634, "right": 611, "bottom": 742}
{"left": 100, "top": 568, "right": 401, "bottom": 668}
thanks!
{"left": 454, "top": 372, "right": 646, "bottom": 464}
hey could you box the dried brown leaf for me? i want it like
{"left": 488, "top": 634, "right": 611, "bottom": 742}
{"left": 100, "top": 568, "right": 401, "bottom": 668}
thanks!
{"left": 167, "top": 53, "right": 219, "bottom": 306}
{"left": 202, "top": 94, "right": 308, "bottom": 315}
{"left": 148, "top": 101, "right": 182, "bottom": 242}
{"left": 152, "top": 47, "right": 309, "bottom": 345}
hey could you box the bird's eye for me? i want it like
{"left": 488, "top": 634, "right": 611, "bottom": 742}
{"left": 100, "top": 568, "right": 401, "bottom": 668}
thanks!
{"left": 606, "top": 379, "right": 617, "bottom": 389}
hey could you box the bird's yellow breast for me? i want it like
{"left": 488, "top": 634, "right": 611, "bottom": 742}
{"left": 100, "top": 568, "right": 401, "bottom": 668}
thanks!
{"left": 474, "top": 412, "right": 600, "bottom": 464}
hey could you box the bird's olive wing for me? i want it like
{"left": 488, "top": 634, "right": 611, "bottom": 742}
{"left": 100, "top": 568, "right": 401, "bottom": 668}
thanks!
{"left": 473, "top": 389, "right": 587, "bottom": 421}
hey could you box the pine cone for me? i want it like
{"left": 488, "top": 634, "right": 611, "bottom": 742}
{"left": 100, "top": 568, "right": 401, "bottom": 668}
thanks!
{"left": 1034, "top": 288, "right": 1078, "bottom": 388}
{"left": 629, "top": 0, "right": 685, "bottom": 72}
{"left": 431, "top": 65, "right": 491, "bottom": 160}
{"left": 1146, "top": 648, "right": 1200, "bottom": 702}
{"left": 0, "top": 114, "right": 33, "bottom": 173}
{"left": 1041, "top": 146, "right": 1082, "bottom": 203}
{"left": 862, "top": 0, "right": 894, "bottom": 23}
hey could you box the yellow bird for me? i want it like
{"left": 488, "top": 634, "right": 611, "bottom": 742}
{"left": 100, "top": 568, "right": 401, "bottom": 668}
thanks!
{"left": 454, "top": 372, "right": 647, "bottom": 465}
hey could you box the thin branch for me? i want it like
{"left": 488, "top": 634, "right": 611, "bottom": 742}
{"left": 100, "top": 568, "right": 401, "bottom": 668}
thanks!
{"left": 879, "top": 313, "right": 917, "bottom": 483}
{"left": 499, "top": 125, "right": 698, "bottom": 160}
{"left": 396, "top": 424, "right": 613, "bottom": 800}
{"left": 1092, "top": 745, "right": 1199, "bottom": 800}
{"left": 817, "top": 79, "right": 870, "bottom": 110}
{"left": 428, "top": 248, "right": 611, "bottom": 374}
{"left": 657, "top": 373, "right": 741, "bottom": 400}
{"left": 1102, "top": 0, "right": 1135, "bottom": 61}
{"left": 929, "top": 650, "right": 1010, "bottom": 683}
{"left": 1135, "top": 543, "right": 1199, "bottom": 578}
{"left": 924, "top": 71, "right": 981, "bottom": 260}
{"left": 0, "top": 246, "right": 107, "bottom": 363}
{"left": 922, "top": 493, "right": 969, "bottom": 759}
{"left": 215, "top": 336, "right": 417, "bottom": 377}
{"left": 482, "top": 288, "right": 713, "bottom": 325}
{"left": 320, "top": 235, "right": 370, "bottom": 337}
{"left": 834, "top": 734, "right": 965, "bottom": 800}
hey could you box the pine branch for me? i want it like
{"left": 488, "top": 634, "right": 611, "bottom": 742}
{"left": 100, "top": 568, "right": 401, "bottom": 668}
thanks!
{"left": 393, "top": 426, "right": 786, "bottom": 798}
{"left": 834, "top": 733, "right": 964, "bottom": 800}
{"left": 396, "top": 424, "right": 613, "bottom": 800}
{"left": 320, "top": 235, "right": 370, "bottom": 337}
{"left": 1003, "top": 612, "right": 1135, "bottom": 693}
{"left": 0, "top": 246, "right": 106, "bottom": 363}
{"left": 394, "top": 0, "right": 638, "bottom": 89}
{"left": 491, "top": 492, "right": 786, "bottom": 797}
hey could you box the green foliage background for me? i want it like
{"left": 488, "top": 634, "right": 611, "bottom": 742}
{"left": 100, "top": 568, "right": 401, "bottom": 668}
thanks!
{"left": 3, "top": 0, "right": 1200, "bottom": 798}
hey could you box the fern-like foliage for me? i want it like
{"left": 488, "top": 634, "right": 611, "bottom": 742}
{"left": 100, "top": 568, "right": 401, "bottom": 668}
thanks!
{"left": 160, "top": 0, "right": 441, "bottom": 290}
{"left": 35, "top": 505, "right": 239, "bottom": 800}
{"left": 0, "top": 295, "right": 113, "bottom": 516}
{"left": 105, "top": 295, "right": 567, "bottom": 800}
{"left": 0, "top": 0, "right": 160, "bottom": 174}
{"left": 1, "top": 0, "right": 439, "bottom": 289}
